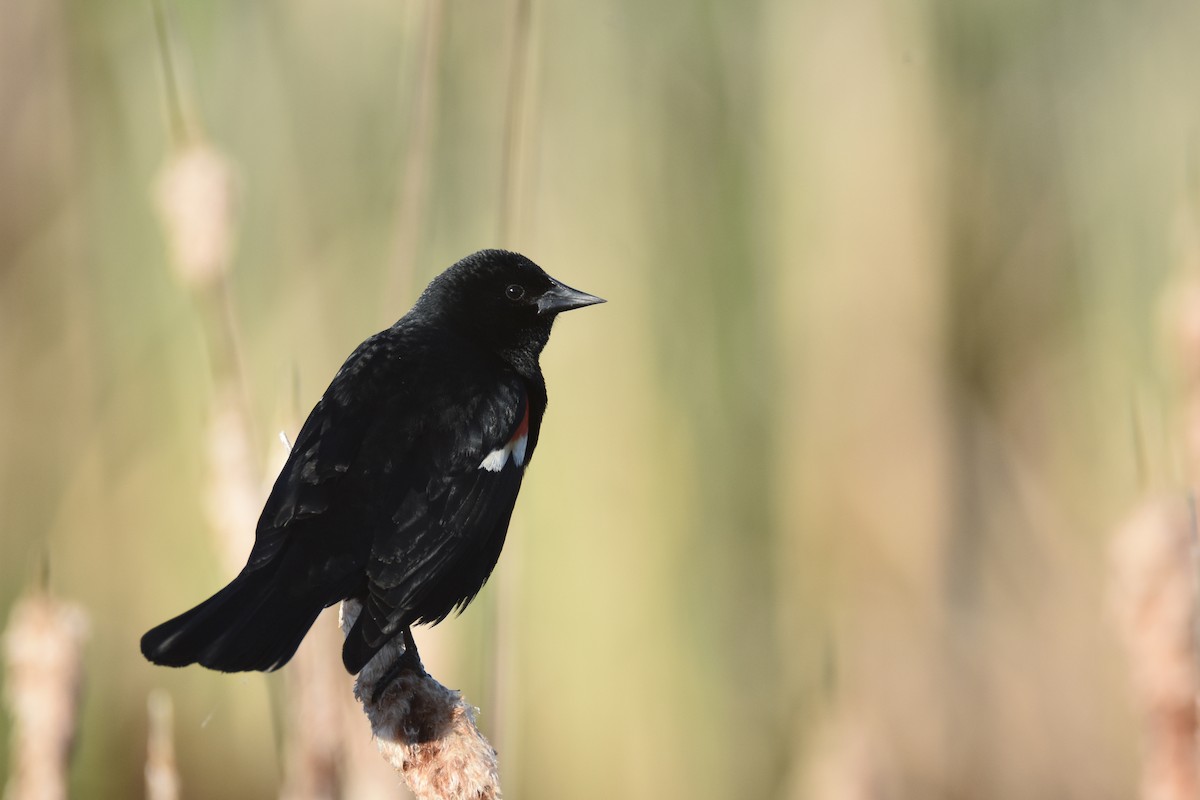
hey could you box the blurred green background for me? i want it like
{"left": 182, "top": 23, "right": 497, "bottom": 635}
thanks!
{"left": 3, "top": 0, "right": 1198, "bottom": 797}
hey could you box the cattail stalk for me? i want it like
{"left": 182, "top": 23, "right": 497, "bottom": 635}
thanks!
{"left": 386, "top": 0, "right": 444, "bottom": 306}
{"left": 496, "top": 0, "right": 535, "bottom": 246}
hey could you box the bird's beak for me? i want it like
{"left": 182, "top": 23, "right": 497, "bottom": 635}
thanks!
{"left": 537, "top": 281, "right": 606, "bottom": 316}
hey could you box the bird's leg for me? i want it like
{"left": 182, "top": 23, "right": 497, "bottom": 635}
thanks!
{"left": 370, "top": 626, "right": 425, "bottom": 704}
{"left": 398, "top": 626, "right": 423, "bottom": 672}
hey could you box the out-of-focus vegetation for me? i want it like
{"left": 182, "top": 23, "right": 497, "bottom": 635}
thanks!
{"left": 3, "top": 0, "right": 1199, "bottom": 797}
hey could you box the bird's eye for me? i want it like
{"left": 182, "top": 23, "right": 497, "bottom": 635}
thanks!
{"left": 505, "top": 284, "right": 525, "bottom": 301}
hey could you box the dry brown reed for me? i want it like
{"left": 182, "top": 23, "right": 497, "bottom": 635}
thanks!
{"left": 340, "top": 600, "right": 501, "bottom": 800}
{"left": 278, "top": 620, "right": 347, "bottom": 800}
{"left": 2, "top": 591, "right": 88, "bottom": 800}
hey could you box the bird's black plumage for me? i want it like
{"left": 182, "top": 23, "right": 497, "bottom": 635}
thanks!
{"left": 141, "top": 250, "right": 603, "bottom": 675}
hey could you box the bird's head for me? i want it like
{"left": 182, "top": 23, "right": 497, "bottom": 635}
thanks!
{"left": 416, "top": 250, "right": 604, "bottom": 369}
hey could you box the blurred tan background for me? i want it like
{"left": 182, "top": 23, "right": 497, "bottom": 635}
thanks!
{"left": 3, "top": 0, "right": 1200, "bottom": 797}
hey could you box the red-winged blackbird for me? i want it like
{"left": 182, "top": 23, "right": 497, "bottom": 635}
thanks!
{"left": 141, "top": 250, "right": 603, "bottom": 675}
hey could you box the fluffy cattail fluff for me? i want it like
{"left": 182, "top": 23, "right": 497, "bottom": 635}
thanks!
{"left": 340, "top": 600, "right": 502, "bottom": 800}
{"left": 2, "top": 591, "right": 89, "bottom": 800}
{"left": 1110, "top": 497, "right": 1199, "bottom": 800}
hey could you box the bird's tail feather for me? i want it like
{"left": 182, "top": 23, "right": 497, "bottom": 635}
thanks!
{"left": 140, "top": 561, "right": 324, "bottom": 672}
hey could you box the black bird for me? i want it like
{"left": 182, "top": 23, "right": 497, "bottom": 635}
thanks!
{"left": 141, "top": 250, "right": 603, "bottom": 675}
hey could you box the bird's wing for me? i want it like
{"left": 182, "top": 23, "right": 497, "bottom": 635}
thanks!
{"left": 249, "top": 334, "right": 411, "bottom": 567}
{"left": 355, "top": 380, "right": 531, "bottom": 655}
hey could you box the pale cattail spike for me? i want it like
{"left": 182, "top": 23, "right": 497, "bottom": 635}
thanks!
{"left": 145, "top": 690, "right": 181, "bottom": 800}
{"left": 797, "top": 712, "right": 893, "bottom": 800}
{"left": 150, "top": 0, "right": 240, "bottom": 293}
{"left": 1110, "top": 497, "right": 1200, "bottom": 800}
{"left": 2, "top": 591, "right": 89, "bottom": 800}
{"left": 154, "top": 140, "right": 239, "bottom": 291}
{"left": 340, "top": 600, "right": 503, "bottom": 800}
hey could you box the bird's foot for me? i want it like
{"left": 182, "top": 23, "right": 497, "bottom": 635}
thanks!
{"left": 370, "top": 626, "right": 425, "bottom": 704}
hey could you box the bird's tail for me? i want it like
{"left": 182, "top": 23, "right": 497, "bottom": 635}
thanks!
{"left": 140, "top": 560, "right": 324, "bottom": 673}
